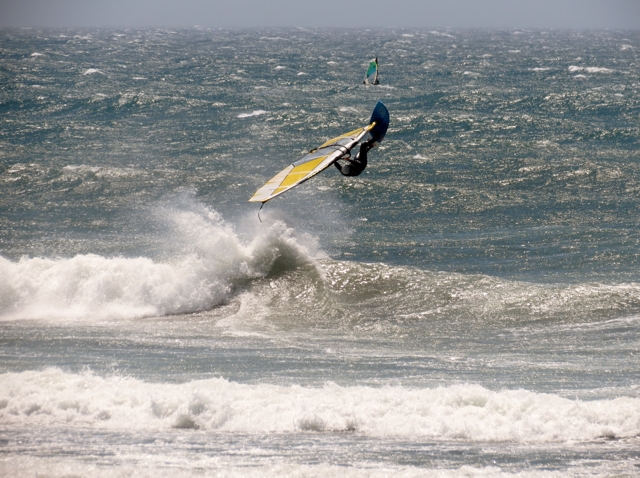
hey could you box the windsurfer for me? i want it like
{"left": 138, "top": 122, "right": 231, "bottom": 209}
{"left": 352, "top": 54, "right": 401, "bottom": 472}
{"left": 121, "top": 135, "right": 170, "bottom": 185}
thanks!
{"left": 334, "top": 140, "right": 373, "bottom": 177}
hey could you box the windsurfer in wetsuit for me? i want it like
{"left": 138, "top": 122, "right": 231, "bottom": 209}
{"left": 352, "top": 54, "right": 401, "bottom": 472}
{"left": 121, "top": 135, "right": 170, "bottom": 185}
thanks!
{"left": 334, "top": 140, "right": 374, "bottom": 177}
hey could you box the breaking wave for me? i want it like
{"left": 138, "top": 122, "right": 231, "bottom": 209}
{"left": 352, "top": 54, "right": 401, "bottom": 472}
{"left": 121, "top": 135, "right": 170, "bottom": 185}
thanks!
{"left": 2, "top": 368, "right": 639, "bottom": 443}
{"left": 0, "top": 204, "right": 319, "bottom": 321}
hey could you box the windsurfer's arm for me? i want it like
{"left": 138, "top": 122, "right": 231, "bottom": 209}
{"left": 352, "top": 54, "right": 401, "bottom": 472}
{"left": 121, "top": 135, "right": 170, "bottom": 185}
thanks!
{"left": 334, "top": 148, "right": 352, "bottom": 168}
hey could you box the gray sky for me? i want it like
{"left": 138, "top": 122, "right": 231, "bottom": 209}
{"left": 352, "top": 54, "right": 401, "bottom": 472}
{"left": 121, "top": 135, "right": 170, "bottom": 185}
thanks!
{"left": 1, "top": 0, "right": 639, "bottom": 29}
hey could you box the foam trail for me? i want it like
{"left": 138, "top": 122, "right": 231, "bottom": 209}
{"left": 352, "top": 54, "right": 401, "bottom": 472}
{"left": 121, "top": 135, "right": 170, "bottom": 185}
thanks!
{"left": 2, "top": 368, "right": 639, "bottom": 442}
{"left": 0, "top": 456, "right": 551, "bottom": 478}
{"left": 238, "top": 110, "right": 267, "bottom": 118}
{"left": 0, "top": 206, "right": 315, "bottom": 321}
{"left": 83, "top": 68, "right": 105, "bottom": 75}
{"left": 567, "top": 66, "right": 613, "bottom": 73}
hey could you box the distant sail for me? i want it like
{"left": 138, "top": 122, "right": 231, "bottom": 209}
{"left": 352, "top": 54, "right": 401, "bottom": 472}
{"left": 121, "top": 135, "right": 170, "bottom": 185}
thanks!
{"left": 363, "top": 57, "right": 379, "bottom": 85}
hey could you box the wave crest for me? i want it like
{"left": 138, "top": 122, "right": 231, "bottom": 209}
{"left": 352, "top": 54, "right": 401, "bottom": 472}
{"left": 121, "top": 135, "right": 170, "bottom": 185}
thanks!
{"left": 0, "top": 205, "right": 317, "bottom": 321}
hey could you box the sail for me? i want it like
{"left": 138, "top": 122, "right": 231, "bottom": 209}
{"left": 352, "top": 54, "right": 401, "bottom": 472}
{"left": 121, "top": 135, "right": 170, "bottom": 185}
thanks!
{"left": 364, "top": 58, "right": 379, "bottom": 85}
{"left": 249, "top": 101, "right": 389, "bottom": 205}
{"left": 249, "top": 125, "right": 374, "bottom": 204}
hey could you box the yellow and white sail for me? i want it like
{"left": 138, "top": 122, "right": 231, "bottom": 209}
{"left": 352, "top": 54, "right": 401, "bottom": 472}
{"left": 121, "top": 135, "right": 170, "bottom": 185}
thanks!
{"left": 249, "top": 124, "right": 374, "bottom": 203}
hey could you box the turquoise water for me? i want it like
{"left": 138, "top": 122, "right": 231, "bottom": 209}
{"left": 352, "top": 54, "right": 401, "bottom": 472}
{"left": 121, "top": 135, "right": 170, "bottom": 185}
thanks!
{"left": 1, "top": 28, "right": 640, "bottom": 476}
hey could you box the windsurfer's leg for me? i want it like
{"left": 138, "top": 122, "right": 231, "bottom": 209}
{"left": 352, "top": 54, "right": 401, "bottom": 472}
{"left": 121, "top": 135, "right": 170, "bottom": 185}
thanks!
{"left": 335, "top": 160, "right": 354, "bottom": 176}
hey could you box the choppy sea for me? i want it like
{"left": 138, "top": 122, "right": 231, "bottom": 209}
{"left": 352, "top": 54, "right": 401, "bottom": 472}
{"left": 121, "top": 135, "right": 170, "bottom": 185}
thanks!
{"left": 1, "top": 27, "right": 640, "bottom": 477}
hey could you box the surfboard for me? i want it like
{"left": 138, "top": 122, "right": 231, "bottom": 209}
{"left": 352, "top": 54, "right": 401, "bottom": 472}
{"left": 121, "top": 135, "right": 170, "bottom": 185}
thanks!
{"left": 249, "top": 101, "right": 389, "bottom": 204}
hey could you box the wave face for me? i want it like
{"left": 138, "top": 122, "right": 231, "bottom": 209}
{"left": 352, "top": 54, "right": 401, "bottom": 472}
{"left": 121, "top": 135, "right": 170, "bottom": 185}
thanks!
{"left": 4, "top": 195, "right": 640, "bottom": 327}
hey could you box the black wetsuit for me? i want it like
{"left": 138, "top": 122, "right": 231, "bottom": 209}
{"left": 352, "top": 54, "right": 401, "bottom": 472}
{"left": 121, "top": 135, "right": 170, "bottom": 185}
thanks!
{"left": 334, "top": 142, "right": 370, "bottom": 177}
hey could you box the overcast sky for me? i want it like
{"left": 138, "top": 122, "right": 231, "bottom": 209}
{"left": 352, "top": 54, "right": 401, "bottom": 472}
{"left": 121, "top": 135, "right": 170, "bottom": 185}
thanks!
{"left": 1, "top": 0, "right": 639, "bottom": 29}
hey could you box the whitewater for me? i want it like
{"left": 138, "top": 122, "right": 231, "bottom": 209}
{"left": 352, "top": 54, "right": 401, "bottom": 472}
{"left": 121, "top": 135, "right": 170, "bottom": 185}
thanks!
{"left": 1, "top": 28, "right": 640, "bottom": 476}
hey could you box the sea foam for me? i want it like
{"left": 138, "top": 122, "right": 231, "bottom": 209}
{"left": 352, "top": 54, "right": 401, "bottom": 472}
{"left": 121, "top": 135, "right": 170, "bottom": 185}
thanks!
{"left": 567, "top": 66, "right": 613, "bottom": 74}
{"left": 238, "top": 110, "right": 267, "bottom": 118}
{"left": 0, "top": 206, "right": 316, "bottom": 321}
{"left": 1, "top": 368, "right": 638, "bottom": 443}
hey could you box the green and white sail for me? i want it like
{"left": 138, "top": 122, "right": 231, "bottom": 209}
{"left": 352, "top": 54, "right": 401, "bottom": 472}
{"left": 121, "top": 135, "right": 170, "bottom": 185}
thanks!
{"left": 363, "top": 57, "right": 379, "bottom": 85}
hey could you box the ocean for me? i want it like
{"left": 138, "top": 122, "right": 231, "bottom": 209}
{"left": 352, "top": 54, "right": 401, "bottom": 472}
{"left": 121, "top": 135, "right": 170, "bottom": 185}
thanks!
{"left": 1, "top": 27, "right": 640, "bottom": 476}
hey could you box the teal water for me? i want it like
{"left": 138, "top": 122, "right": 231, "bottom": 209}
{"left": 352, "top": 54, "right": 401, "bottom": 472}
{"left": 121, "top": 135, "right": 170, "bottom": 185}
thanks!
{"left": 1, "top": 28, "right": 640, "bottom": 476}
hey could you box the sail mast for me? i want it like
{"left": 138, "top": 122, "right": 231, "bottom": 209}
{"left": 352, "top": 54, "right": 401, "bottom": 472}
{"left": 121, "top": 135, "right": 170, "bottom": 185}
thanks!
{"left": 373, "top": 57, "right": 379, "bottom": 85}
